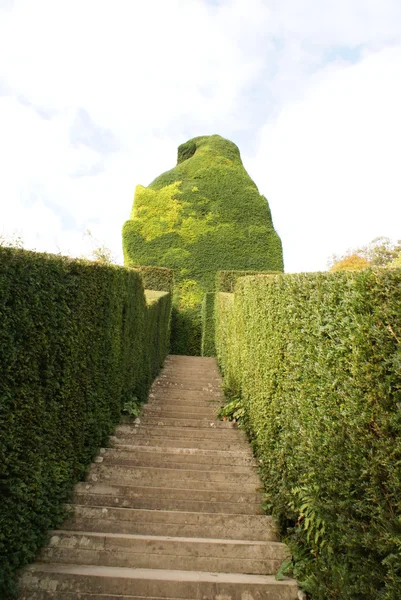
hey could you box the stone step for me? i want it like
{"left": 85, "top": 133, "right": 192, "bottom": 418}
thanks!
{"left": 100, "top": 449, "right": 254, "bottom": 469}
{"left": 164, "top": 357, "right": 218, "bottom": 365}
{"left": 149, "top": 389, "right": 224, "bottom": 400}
{"left": 20, "top": 594, "right": 195, "bottom": 600}
{"left": 161, "top": 362, "right": 220, "bottom": 368}
{"left": 153, "top": 382, "right": 222, "bottom": 392}
{"left": 110, "top": 437, "right": 250, "bottom": 452}
{"left": 105, "top": 444, "right": 252, "bottom": 458}
{"left": 154, "top": 369, "right": 221, "bottom": 377}
{"left": 137, "top": 416, "right": 235, "bottom": 429}
{"left": 157, "top": 370, "right": 221, "bottom": 379}
{"left": 74, "top": 483, "right": 264, "bottom": 514}
{"left": 114, "top": 425, "right": 243, "bottom": 440}
{"left": 17, "top": 355, "right": 297, "bottom": 598}
{"left": 100, "top": 456, "right": 255, "bottom": 472}
{"left": 146, "top": 396, "right": 221, "bottom": 408}
{"left": 143, "top": 406, "right": 218, "bottom": 419}
{"left": 87, "top": 465, "right": 260, "bottom": 487}
{"left": 154, "top": 381, "right": 222, "bottom": 389}
{"left": 63, "top": 506, "right": 279, "bottom": 541}
{"left": 142, "top": 410, "right": 218, "bottom": 421}
{"left": 19, "top": 564, "right": 299, "bottom": 599}
{"left": 39, "top": 531, "right": 290, "bottom": 575}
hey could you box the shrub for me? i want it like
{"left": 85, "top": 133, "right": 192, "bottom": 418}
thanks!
{"left": 215, "top": 270, "right": 401, "bottom": 599}
{"left": 201, "top": 292, "right": 215, "bottom": 357}
{"left": 0, "top": 247, "right": 172, "bottom": 597}
{"left": 123, "top": 135, "right": 283, "bottom": 354}
{"left": 133, "top": 265, "right": 174, "bottom": 292}
{"left": 216, "top": 270, "right": 276, "bottom": 293}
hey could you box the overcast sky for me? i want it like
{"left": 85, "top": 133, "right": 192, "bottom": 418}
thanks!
{"left": 1, "top": 0, "right": 400, "bottom": 272}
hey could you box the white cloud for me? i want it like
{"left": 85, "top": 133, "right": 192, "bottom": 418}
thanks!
{"left": 0, "top": 0, "right": 400, "bottom": 271}
{"left": 247, "top": 44, "right": 401, "bottom": 272}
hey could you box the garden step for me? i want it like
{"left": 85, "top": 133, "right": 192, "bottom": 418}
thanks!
{"left": 74, "top": 483, "right": 264, "bottom": 514}
{"left": 153, "top": 383, "right": 222, "bottom": 392}
{"left": 99, "top": 447, "right": 254, "bottom": 465}
{"left": 110, "top": 437, "right": 250, "bottom": 452}
{"left": 86, "top": 464, "right": 260, "bottom": 486}
{"left": 18, "top": 355, "right": 297, "bottom": 598}
{"left": 100, "top": 455, "right": 255, "bottom": 472}
{"left": 19, "top": 564, "right": 298, "bottom": 599}
{"left": 63, "top": 506, "right": 280, "bottom": 541}
{"left": 142, "top": 406, "right": 218, "bottom": 419}
{"left": 137, "top": 416, "right": 236, "bottom": 428}
{"left": 20, "top": 594, "right": 195, "bottom": 600}
{"left": 148, "top": 389, "right": 224, "bottom": 400}
{"left": 114, "top": 425, "right": 243, "bottom": 440}
{"left": 39, "top": 531, "right": 290, "bottom": 574}
{"left": 146, "top": 397, "right": 221, "bottom": 408}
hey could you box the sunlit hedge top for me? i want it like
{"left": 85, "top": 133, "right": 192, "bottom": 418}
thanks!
{"left": 123, "top": 134, "right": 284, "bottom": 307}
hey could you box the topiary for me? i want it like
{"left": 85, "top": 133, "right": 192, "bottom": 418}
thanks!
{"left": 123, "top": 134, "right": 283, "bottom": 354}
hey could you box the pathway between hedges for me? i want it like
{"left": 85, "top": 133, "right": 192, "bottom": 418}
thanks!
{"left": 19, "top": 355, "right": 298, "bottom": 600}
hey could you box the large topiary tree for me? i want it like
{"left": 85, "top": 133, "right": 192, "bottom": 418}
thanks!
{"left": 123, "top": 134, "right": 283, "bottom": 355}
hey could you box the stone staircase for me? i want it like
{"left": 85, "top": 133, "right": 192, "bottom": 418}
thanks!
{"left": 18, "top": 355, "right": 298, "bottom": 600}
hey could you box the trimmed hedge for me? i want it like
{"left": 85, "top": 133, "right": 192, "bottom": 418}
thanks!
{"left": 216, "top": 270, "right": 276, "bottom": 293}
{"left": 215, "top": 270, "right": 401, "bottom": 599}
{"left": 0, "top": 247, "right": 172, "bottom": 597}
{"left": 201, "top": 292, "right": 215, "bottom": 357}
{"left": 123, "top": 135, "right": 283, "bottom": 355}
{"left": 133, "top": 265, "right": 174, "bottom": 293}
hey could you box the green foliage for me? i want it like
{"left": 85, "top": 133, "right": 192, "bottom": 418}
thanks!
{"left": 388, "top": 255, "right": 401, "bottom": 269}
{"left": 217, "top": 397, "right": 246, "bottom": 426}
{"left": 216, "top": 270, "right": 276, "bottom": 293}
{"left": 123, "top": 135, "right": 283, "bottom": 355}
{"left": 170, "top": 306, "right": 201, "bottom": 356}
{"left": 133, "top": 265, "right": 174, "bottom": 292}
{"left": 0, "top": 247, "right": 172, "bottom": 597}
{"left": 359, "top": 237, "right": 401, "bottom": 267}
{"left": 215, "top": 270, "right": 401, "bottom": 599}
{"left": 201, "top": 292, "right": 215, "bottom": 357}
{"left": 122, "top": 398, "right": 141, "bottom": 417}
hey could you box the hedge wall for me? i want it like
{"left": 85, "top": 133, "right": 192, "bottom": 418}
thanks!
{"left": 123, "top": 134, "right": 283, "bottom": 355}
{"left": 215, "top": 270, "right": 401, "bottom": 600}
{"left": 201, "top": 292, "right": 215, "bottom": 357}
{"left": 133, "top": 265, "right": 174, "bottom": 293}
{"left": 216, "top": 270, "right": 276, "bottom": 293}
{"left": 0, "top": 247, "right": 172, "bottom": 597}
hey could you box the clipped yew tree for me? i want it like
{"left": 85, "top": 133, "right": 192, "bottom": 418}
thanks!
{"left": 123, "top": 134, "right": 283, "bottom": 354}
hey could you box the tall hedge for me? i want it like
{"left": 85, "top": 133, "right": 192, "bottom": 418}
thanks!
{"left": 0, "top": 247, "right": 172, "bottom": 597}
{"left": 123, "top": 134, "right": 283, "bottom": 355}
{"left": 215, "top": 270, "right": 401, "bottom": 599}
{"left": 216, "top": 269, "right": 276, "bottom": 293}
{"left": 201, "top": 292, "right": 215, "bottom": 357}
{"left": 133, "top": 265, "right": 174, "bottom": 293}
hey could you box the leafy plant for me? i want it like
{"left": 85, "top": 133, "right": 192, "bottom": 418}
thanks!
{"left": 123, "top": 134, "right": 283, "bottom": 355}
{"left": 0, "top": 247, "right": 172, "bottom": 597}
{"left": 217, "top": 397, "right": 246, "bottom": 425}
{"left": 215, "top": 269, "right": 401, "bottom": 599}
{"left": 122, "top": 398, "right": 141, "bottom": 417}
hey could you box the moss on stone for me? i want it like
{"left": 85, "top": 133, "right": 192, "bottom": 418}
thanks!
{"left": 123, "top": 134, "right": 283, "bottom": 354}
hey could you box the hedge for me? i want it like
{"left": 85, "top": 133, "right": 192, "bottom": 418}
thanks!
{"left": 215, "top": 270, "right": 401, "bottom": 599}
{"left": 216, "top": 270, "right": 276, "bottom": 293}
{"left": 0, "top": 247, "right": 172, "bottom": 597}
{"left": 201, "top": 292, "right": 215, "bottom": 357}
{"left": 123, "top": 134, "right": 283, "bottom": 355}
{"left": 133, "top": 265, "right": 174, "bottom": 293}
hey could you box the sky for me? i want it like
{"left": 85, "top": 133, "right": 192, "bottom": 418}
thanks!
{"left": 0, "top": 0, "right": 400, "bottom": 272}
